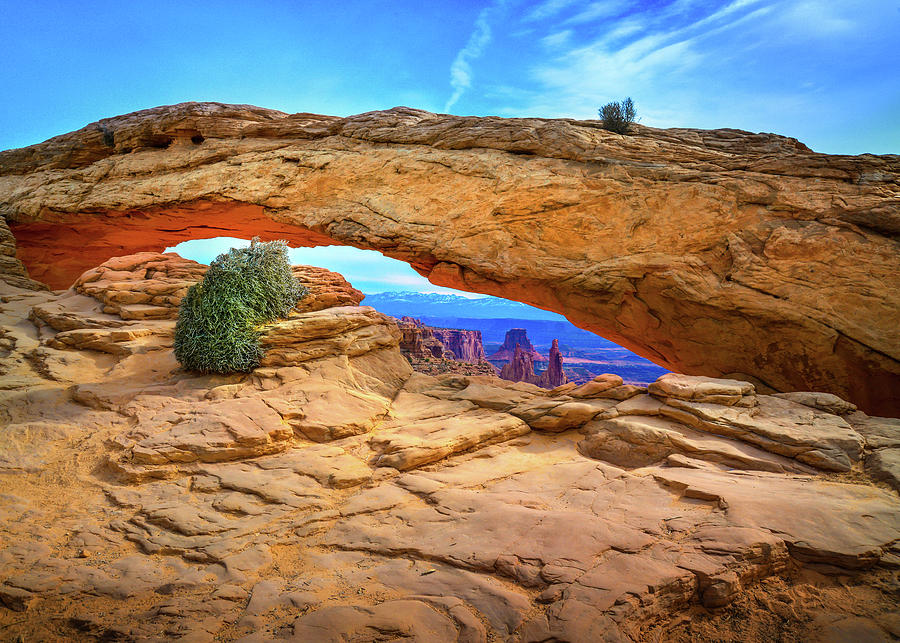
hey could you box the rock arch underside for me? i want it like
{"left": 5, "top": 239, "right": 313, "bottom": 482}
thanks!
{"left": 1, "top": 102, "right": 898, "bottom": 414}
{"left": 2, "top": 103, "right": 900, "bottom": 641}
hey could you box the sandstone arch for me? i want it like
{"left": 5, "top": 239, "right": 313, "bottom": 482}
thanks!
{"left": 1, "top": 102, "right": 898, "bottom": 414}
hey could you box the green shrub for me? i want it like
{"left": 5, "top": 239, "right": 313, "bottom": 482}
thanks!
{"left": 598, "top": 97, "right": 636, "bottom": 134}
{"left": 174, "top": 238, "right": 306, "bottom": 373}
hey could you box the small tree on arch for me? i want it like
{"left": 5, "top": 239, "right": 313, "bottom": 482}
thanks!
{"left": 598, "top": 97, "right": 637, "bottom": 134}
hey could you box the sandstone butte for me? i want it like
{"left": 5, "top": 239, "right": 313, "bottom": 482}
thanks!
{"left": 0, "top": 102, "right": 897, "bottom": 415}
{"left": 0, "top": 251, "right": 899, "bottom": 641}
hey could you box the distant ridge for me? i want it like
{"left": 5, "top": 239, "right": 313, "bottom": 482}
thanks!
{"left": 361, "top": 292, "right": 567, "bottom": 321}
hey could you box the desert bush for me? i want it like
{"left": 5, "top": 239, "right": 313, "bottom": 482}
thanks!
{"left": 598, "top": 97, "right": 636, "bottom": 134}
{"left": 174, "top": 238, "right": 306, "bottom": 373}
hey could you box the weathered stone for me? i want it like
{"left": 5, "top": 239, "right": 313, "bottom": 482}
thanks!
{"left": 510, "top": 397, "right": 615, "bottom": 432}
{"left": 290, "top": 600, "right": 459, "bottom": 642}
{"left": 651, "top": 467, "right": 900, "bottom": 568}
{"left": 0, "top": 215, "right": 46, "bottom": 291}
{"left": 580, "top": 415, "right": 809, "bottom": 473}
{"left": 660, "top": 395, "right": 864, "bottom": 471}
{"left": 121, "top": 398, "right": 293, "bottom": 465}
{"left": 292, "top": 264, "right": 363, "bottom": 312}
{"left": 649, "top": 373, "right": 755, "bottom": 406}
{"left": 1, "top": 245, "right": 900, "bottom": 640}
{"left": 0, "top": 584, "right": 36, "bottom": 611}
{"left": 866, "top": 449, "right": 900, "bottom": 492}
{"left": 258, "top": 306, "right": 402, "bottom": 366}
{"left": 846, "top": 413, "right": 900, "bottom": 449}
{"left": 772, "top": 391, "right": 857, "bottom": 415}
{"left": 567, "top": 373, "right": 624, "bottom": 398}
{"left": 371, "top": 409, "right": 530, "bottom": 470}
{"left": 2, "top": 104, "right": 898, "bottom": 413}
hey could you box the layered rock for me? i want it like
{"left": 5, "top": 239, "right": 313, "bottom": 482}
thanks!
{"left": 395, "top": 316, "right": 496, "bottom": 378}
{"left": 1, "top": 104, "right": 897, "bottom": 413}
{"left": 291, "top": 264, "right": 364, "bottom": 312}
{"left": 500, "top": 343, "right": 538, "bottom": 385}
{"left": 69, "top": 251, "right": 362, "bottom": 321}
{"left": 396, "top": 316, "right": 453, "bottom": 360}
{"left": 430, "top": 327, "right": 487, "bottom": 362}
{"left": 1, "top": 255, "right": 899, "bottom": 641}
{"left": 490, "top": 328, "right": 543, "bottom": 363}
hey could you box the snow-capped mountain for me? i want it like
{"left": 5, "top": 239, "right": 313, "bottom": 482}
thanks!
{"left": 361, "top": 291, "right": 568, "bottom": 321}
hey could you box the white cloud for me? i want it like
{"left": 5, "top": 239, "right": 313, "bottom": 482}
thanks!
{"left": 443, "top": 1, "right": 508, "bottom": 113}
{"left": 563, "top": 0, "right": 630, "bottom": 25}
{"left": 687, "top": 0, "right": 765, "bottom": 32}
{"left": 523, "top": 0, "right": 580, "bottom": 22}
{"left": 520, "top": 0, "right": 784, "bottom": 122}
{"left": 541, "top": 29, "right": 573, "bottom": 48}
{"left": 779, "top": 0, "right": 856, "bottom": 37}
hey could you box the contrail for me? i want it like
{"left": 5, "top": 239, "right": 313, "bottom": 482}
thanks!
{"left": 443, "top": 3, "right": 500, "bottom": 113}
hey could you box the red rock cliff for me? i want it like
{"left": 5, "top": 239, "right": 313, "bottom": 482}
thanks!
{"left": 430, "top": 327, "right": 487, "bottom": 363}
{"left": 395, "top": 317, "right": 452, "bottom": 360}
{"left": 500, "top": 344, "right": 539, "bottom": 385}
{"left": 499, "top": 339, "right": 568, "bottom": 389}
{"left": 490, "top": 328, "right": 544, "bottom": 363}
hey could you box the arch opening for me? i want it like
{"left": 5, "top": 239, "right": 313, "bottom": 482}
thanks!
{"left": 166, "top": 236, "right": 669, "bottom": 387}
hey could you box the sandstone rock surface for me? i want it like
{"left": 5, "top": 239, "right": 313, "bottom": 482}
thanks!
{"left": 0, "top": 103, "right": 897, "bottom": 414}
{"left": 0, "top": 216, "right": 45, "bottom": 291}
{"left": 1, "top": 254, "right": 899, "bottom": 642}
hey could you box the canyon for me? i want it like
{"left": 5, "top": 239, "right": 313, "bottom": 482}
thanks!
{"left": 396, "top": 316, "right": 496, "bottom": 378}
{"left": 430, "top": 327, "right": 488, "bottom": 364}
{"left": 0, "top": 103, "right": 897, "bottom": 414}
{"left": 0, "top": 252, "right": 898, "bottom": 641}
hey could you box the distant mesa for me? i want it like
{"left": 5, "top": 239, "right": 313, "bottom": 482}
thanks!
{"left": 431, "top": 327, "right": 487, "bottom": 363}
{"left": 500, "top": 338, "right": 568, "bottom": 389}
{"left": 397, "top": 316, "right": 452, "bottom": 360}
{"left": 489, "top": 328, "right": 544, "bottom": 362}
{"left": 395, "top": 316, "right": 496, "bottom": 377}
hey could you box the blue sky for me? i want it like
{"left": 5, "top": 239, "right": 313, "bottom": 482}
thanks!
{"left": 5, "top": 1, "right": 900, "bottom": 295}
{"left": 1, "top": 0, "right": 898, "bottom": 155}
{"left": 164, "top": 238, "right": 481, "bottom": 296}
